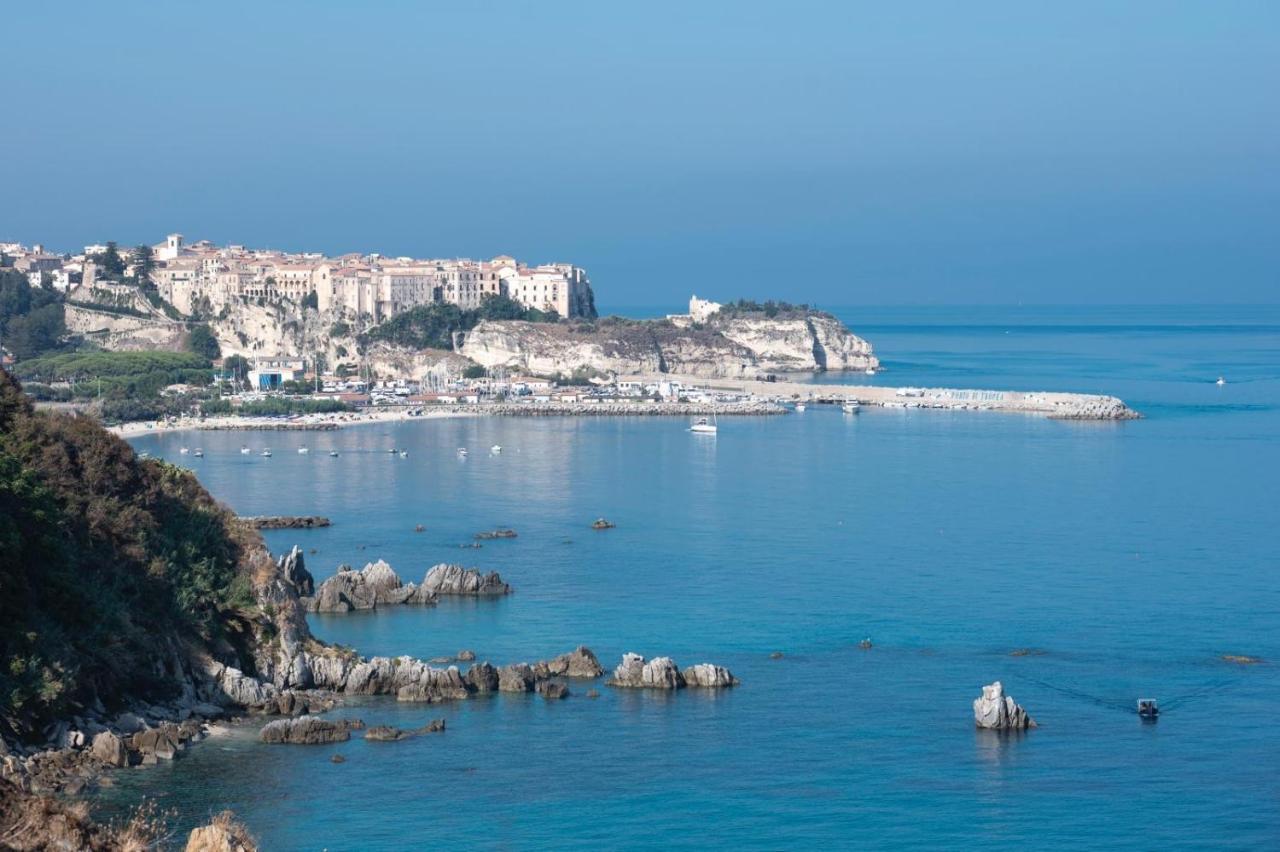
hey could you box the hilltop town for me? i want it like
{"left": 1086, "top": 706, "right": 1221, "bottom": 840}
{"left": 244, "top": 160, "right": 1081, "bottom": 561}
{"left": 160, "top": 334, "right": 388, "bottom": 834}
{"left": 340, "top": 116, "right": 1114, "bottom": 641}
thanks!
{"left": 1, "top": 234, "right": 595, "bottom": 322}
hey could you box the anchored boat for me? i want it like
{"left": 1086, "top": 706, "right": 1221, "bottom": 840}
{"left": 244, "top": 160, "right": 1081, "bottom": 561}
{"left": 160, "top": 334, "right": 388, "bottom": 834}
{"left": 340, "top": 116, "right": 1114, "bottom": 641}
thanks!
{"left": 690, "top": 414, "right": 718, "bottom": 434}
{"left": 1138, "top": 698, "right": 1159, "bottom": 720}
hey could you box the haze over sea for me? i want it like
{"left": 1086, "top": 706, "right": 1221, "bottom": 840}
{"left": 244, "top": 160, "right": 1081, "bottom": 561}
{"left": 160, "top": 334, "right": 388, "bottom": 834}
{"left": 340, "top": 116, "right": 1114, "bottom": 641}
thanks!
{"left": 114, "top": 305, "right": 1279, "bottom": 850}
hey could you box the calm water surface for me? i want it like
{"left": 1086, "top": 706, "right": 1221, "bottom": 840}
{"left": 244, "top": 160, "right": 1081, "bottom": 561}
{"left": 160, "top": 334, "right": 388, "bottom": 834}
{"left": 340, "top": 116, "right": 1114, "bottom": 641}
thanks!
{"left": 114, "top": 306, "right": 1280, "bottom": 850}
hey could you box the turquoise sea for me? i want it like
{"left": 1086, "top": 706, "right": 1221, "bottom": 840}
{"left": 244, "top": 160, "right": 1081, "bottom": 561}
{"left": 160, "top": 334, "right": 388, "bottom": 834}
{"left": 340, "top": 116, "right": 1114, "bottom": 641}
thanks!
{"left": 115, "top": 306, "right": 1279, "bottom": 849}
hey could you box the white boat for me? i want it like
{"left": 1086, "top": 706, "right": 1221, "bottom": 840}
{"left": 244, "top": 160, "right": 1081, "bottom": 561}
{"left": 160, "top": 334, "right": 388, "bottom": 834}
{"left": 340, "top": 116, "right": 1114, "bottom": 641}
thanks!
{"left": 388, "top": 448, "right": 398, "bottom": 454}
{"left": 240, "top": 446, "right": 251, "bottom": 455}
{"left": 329, "top": 450, "right": 340, "bottom": 457}
{"left": 795, "top": 403, "right": 806, "bottom": 412}
{"left": 690, "top": 415, "right": 718, "bottom": 434}
{"left": 842, "top": 400, "right": 861, "bottom": 414}
{"left": 399, "top": 450, "right": 409, "bottom": 458}
{"left": 491, "top": 445, "right": 503, "bottom": 454}
{"left": 193, "top": 448, "right": 204, "bottom": 457}
{"left": 1216, "top": 376, "right": 1226, "bottom": 386}
{"left": 457, "top": 447, "right": 468, "bottom": 457}
{"left": 865, "top": 368, "right": 876, "bottom": 376}
{"left": 261, "top": 449, "right": 272, "bottom": 457}
{"left": 298, "top": 447, "right": 310, "bottom": 455}
{"left": 179, "top": 447, "right": 190, "bottom": 455}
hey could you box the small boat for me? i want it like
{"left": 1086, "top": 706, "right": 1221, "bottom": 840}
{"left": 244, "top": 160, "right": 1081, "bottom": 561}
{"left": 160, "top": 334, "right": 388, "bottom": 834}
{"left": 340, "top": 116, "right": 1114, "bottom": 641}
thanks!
{"left": 457, "top": 447, "right": 468, "bottom": 457}
{"left": 298, "top": 447, "right": 310, "bottom": 455}
{"left": 690, "top": 415, "right": 718, "bottom": 434}
{"left": 240, "top": 446, "right": 251, "bottom": 455}
{"left": 138, "top": 451, "right": 151, "bottom": 460}
{"left": 795, "top": 403, "right": 806, "bottom": 412}
{"left": 865, "top": 368, "right": 877, "bottom": 376}
{"left": 388, "top": 448, "right": 398, "bottom": 454}
{"left": 261, "top": 449, "right": 272, "bottom": 458}
{"left": 399, "top": 450, "right": 409, "bottom": 458}
{"left": 329, "top": 450, "right": 340, "bottom": 457}
{"left": 179, "top": 447, "right": 190, "bottom": 455}
{"left": 193, "top": 448, "right": 204, "bottom": 458}
{"left": 491, "top": 445, "right": 503, "bottom": 454}
{"left": 1216, "top": 376, "right": 1226, "bottom": 386}
{"left": 842, "top": 400, "right": 861, "bottom": 414}
{"left": 1137, "top": 698, "right": 1159, "bottom": 720}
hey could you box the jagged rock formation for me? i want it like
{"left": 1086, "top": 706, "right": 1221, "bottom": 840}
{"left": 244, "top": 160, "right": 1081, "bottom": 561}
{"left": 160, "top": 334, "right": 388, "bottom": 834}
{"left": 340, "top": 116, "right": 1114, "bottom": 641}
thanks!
{"left": 258, "top": 717, "right": 365, "bottom": 745}
{"left": 458, "top": 313, "right": 878, "bottom": 378}
{"left": 607, "top": 653, "right": 740, "bottom": 689}
{"left": 302, "top": 560, "right": 438, "bottom": 612}
{"left": 973, "top": 681, "right": 1036, "bottom": 730}
{"left": 185, "top": 811, "right": 258, "bottom": 852}
{"left": 420, "top": 563, "right": 511, "bottom": 596}
{"left": 278, "top": 546, "right": 314, "bottom": 597}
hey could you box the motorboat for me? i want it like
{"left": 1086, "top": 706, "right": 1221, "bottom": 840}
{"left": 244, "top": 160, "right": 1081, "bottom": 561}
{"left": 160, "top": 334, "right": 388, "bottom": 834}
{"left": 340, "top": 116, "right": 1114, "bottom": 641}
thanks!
{"left": 329, "top": 450, "right": 340, "bottom": 457}
{"left": 690, "top": 415, "right": 718, "bottom": 434}
{"left": 399, "top": 450, "right": 409, "bottom": 458}
{"left": 842, "top": 400, "right": 861, "bottom": 414}
{"left": 179, "top": 447, "right": 190, "bottom": 455}
{"left": 388, "top": 447, "right": 398, "bottom": 454}
{"left": 298, "top": 447, "right": 310, "bottom": 455}
{"left": 261, "top": 449, "right": 272, "bottom": 458}
{"left": 865, "top": 368, "right": 877, "bottom": 375}
{"left": 1137, "top": 698, "right": 1159, "bottom": 721}
{"left": 795, "top": 403, "right": 806, "bottom": 412}
{"left": 240, "top": 446, "right": 251, "bottom": 455}
{"left": 457, "top": 447, "right": 469, "bottom": 457}
{"left": 491, "top": 445, "right": 503, "bottom": 454}
{"left": 193, "top": 448, "right": 204, "bottom": 457}
{"left": 1216, "top": 376, "right": 1226, "bottom": 386}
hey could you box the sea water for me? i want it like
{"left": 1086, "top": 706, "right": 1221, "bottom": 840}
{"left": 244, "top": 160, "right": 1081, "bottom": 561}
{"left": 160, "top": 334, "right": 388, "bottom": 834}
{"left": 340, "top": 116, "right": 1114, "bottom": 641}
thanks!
{"left": 112, "top": 306, "right": 1280, "bottom": 850}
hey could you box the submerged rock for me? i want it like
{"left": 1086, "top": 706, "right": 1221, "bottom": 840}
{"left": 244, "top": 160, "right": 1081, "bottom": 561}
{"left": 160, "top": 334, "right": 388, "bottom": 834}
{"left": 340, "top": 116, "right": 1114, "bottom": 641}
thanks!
{"left": 474, "top": 529, "right": 517, "bottom": 540}
{"left": 1221, "top": 654, "right": 1264, "bottom": 665}
{"left": 259, "top": 717, "right": 365, "bottom": 744}
{"left": 973, "top": 681, "right": 1036, "bottom": 730}
{"left": 457, "top": 649, "right": 477, "bottom": 661}
{"left": 420, "top": 563, "right": 511, "bottom": 596}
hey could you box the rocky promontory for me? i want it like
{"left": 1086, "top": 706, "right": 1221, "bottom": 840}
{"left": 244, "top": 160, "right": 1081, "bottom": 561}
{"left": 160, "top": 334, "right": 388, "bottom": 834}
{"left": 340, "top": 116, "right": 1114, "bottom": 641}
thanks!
{"left": 302, "top": 560, "right": 439, "bottom": 612}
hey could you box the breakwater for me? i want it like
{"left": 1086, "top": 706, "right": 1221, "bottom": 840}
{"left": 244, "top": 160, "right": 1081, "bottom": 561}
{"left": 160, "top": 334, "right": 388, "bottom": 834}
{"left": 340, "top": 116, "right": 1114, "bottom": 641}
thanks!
{"left": 680, "top": 377, "right": 1142, "bottom": 420}
{"left": 238, "top": 515, "right": 332, "bottom": 529}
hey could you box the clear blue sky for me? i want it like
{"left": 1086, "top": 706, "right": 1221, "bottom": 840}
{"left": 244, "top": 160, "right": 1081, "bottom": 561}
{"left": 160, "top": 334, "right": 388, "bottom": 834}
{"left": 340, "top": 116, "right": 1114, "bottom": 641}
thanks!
{"left": 3, "top": 1, "right": 1276, "bottom": 307}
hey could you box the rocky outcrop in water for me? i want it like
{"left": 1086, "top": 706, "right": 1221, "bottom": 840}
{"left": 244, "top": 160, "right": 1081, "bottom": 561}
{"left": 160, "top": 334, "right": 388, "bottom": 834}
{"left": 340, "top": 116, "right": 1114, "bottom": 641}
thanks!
{"left": 240, "top": 515, "right": 331, "bottom": 529}
{"left": 278, "top": 546, "right": 314, "bottom": 597}
{"left": 607, "top": 653, "right": 739, "bottom": 689}
{"left": 259, "top": 717, "right": 365, "bottom": 744}
{"left": 973, "top": 681, "right": 1036, "bottom": 730}
{"left": 365, "top": 719, "right": 445, "bottom": 741}
{"left": 420, "top": 563, "right": 511, "bottom": 596}
{"left": 475, "top": 529, "right": 517, "bottom": 540}
{"left": 303, "top": 560, "right": 438, "bottom": 612}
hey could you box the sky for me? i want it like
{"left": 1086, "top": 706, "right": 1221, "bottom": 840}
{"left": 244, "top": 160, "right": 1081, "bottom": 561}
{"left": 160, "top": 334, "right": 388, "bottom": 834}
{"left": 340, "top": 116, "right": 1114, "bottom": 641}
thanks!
{"left": 2, "top": 1, "right": 1277, "bottom": 308}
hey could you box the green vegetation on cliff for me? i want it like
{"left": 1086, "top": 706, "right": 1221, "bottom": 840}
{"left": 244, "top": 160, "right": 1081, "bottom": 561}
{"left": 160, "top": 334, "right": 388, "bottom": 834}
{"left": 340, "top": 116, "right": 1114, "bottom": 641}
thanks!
{"left": 0, "top": 268, "right": 66, "bottom": 360}
{"left": 0, "top": 369, "right": 260, "bottom": 741}
{"left": 362, "top": 294, "right": 558, "bottom": 350}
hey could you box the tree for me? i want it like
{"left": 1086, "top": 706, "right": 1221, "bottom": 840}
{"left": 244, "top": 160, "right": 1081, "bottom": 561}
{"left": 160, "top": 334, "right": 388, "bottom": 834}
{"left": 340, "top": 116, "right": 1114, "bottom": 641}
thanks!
{"left": 5, "top": 304, "right": 65, "bottom": 359}
{"left": 301, "top": 290, "right": 319, "bottom": 310}
{"left": 187, "top": 324, "right": 221, "bottom": 360}
{"left": 130, "top": 244, "right": 156, "bottom": 285}
{"left": 94, "top": 241, "right": 125, "bottom": 277}
{"left": 222, "top": 354, "right": 250, "bottom": 379}
{"left": 462, "top": 364, "right": 486, "bottom": 379}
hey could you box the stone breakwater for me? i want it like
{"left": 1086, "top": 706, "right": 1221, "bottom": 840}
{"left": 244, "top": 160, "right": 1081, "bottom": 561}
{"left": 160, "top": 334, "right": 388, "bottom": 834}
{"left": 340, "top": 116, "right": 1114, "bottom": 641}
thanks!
{"left": 676, "top": 376, "right": 1143, "bottom": 421}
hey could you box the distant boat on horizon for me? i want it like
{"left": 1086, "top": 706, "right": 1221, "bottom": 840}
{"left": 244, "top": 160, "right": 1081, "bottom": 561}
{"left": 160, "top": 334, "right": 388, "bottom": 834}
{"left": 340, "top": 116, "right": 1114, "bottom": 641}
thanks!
{"left": 1216, "top": 376, "right": 1226, "bottom": 386}
{"left": 261, "top": 449, "right": 272, "bottom": 457}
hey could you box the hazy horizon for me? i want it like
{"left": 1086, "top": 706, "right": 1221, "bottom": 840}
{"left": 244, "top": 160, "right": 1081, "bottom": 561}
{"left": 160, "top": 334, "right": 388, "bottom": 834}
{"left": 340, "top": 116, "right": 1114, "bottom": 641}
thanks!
{"left": 4, "top": 1, "right": 1277, "bottom": 306}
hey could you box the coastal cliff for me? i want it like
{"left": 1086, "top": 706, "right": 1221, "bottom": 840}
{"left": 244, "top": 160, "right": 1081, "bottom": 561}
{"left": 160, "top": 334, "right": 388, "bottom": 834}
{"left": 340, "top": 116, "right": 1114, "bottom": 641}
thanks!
{"left": 459, "top": 311, "right": 878, "bottom": 378}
